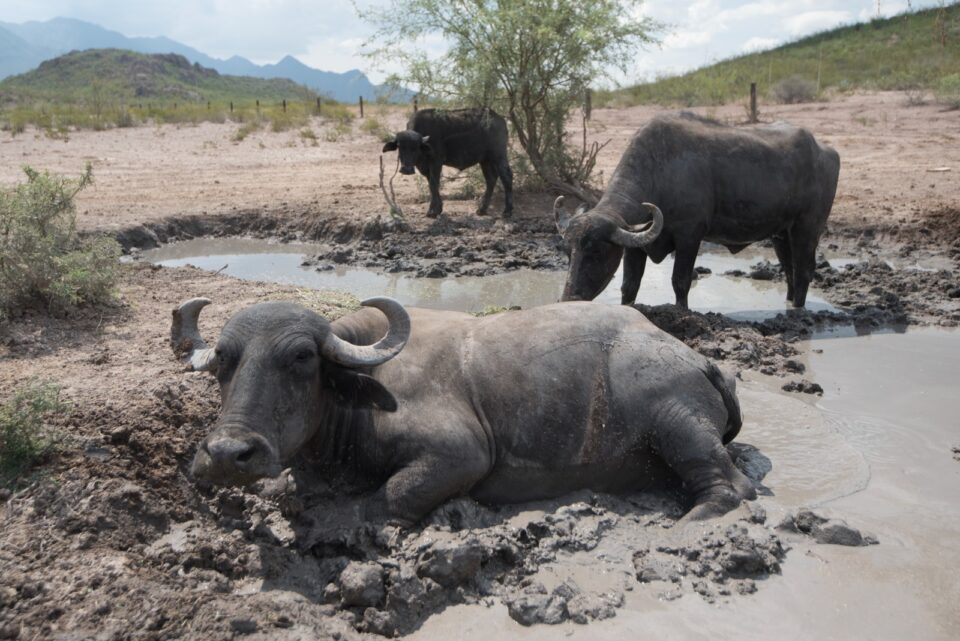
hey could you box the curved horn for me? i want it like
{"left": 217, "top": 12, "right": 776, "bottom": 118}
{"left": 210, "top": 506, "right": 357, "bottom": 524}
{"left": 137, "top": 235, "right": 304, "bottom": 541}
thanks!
{"left": 321, "top": 297, "right": 410, "bottom": 368}
{"left": 610, "top": 202, "right": 664, "bottom": 249}
{"left": 171, "top": 298, "right": 217, "bottom": 371}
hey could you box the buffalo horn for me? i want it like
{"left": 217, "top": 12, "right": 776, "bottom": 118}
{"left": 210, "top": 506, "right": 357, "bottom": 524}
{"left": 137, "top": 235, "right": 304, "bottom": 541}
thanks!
{"left": 321, "top": 297, "right": 411, "bottom": 368}
{"left": 171, "top": 298, "right": 217, "bottom": 371}
{"left": 610, "top": 202, "right": 664, "bottom": 248}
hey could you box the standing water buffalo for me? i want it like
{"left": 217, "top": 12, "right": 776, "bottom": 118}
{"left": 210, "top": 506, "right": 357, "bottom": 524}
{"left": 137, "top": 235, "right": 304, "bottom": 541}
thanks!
{"left": 383, "top": 107, "right": 513, "bottom": 218}
{"left": 555, "top": 112, "right": 841, "bottom": 308}
{"left": 172, "top": 296, "right": 755, "bottom": 524}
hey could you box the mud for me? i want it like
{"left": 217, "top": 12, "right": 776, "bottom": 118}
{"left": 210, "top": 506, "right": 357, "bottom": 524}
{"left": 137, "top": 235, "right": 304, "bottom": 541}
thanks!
{"left": 2, "top": 92, "right": 960, "bottom": 640}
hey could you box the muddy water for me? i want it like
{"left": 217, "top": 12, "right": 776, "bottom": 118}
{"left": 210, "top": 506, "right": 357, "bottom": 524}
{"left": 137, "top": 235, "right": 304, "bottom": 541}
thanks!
{"left": 144, "top": 238, "right": 960, "bottom": 639}
{"left": 143, "top": 238, "right": 839, "bottom": 321}
{"left": 410, "top": 328, "right": 960, "bottom": 641}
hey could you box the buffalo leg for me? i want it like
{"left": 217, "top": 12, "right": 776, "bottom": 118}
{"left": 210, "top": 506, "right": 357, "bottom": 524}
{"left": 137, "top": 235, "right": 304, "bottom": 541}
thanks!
{"left": 496, "top": 158, "right": 514, "bottom": 218}
{"left": 426, "top": 162, "right": 444, "bottom": 218}
{"left": 477, "top": 160, "right": 497, "bottom": 216}
{"left": 621, "top": 248, "right": 648, "bottom": 305}
{"left": 654, "top": 409, "right": 756, "bottom": 522}
{"left": 771, "top": 235, "right": 794, "bottom": 303}
{"left": 789, "top": 228, "right": 818, "bottom": 308}
{"left": 671, "top": 242, "right": 700, "bottom": 309}
{"left": 377, "top": 454, "right": 490, "bottom": 524}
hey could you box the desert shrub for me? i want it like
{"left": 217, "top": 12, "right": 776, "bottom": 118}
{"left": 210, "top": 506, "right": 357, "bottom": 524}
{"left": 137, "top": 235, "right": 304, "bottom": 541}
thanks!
{"left": 232, "top": 120, "right": 261, "bottom": 142}
{"left": 0, "top": 165, "right": 121, "bottom": 317}
{"left": 903, "top": 86, "right": 927, "bottom": 106}
{"left": 324, "top": 120, "right": 352, "bottom": 142}
{"left": 360, "top": 115, "right": 393, "bottom": 141}
{"left": 936, "top": 74, "right": 960, "bottom": 109}
{"left": 771, "top": 76, "right": 817, "bottom": 104}
{"left": 0, "top": 381, "right": 65, "bottom": 487}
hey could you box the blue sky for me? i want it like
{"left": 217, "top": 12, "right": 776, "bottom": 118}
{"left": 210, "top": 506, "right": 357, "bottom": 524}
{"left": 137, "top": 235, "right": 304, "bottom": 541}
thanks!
{"left": 0, "top": 0, "right": 947, "bottom": 83}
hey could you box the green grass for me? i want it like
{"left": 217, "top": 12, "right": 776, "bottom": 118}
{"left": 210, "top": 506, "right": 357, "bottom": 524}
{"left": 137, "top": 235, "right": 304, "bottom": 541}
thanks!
{"left": 0, "top": 382, "right": 66, "bottom": 488}
{"left": 0, "top": 48, "right": 358, "bottom": 133}
{"left": 599, "top": 4, "right": 960, "bottom": 107}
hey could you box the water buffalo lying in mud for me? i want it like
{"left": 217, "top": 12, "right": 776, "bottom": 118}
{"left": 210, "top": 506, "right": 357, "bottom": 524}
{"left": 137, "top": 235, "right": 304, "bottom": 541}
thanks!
{"left": 555, "top": 112, "right": 841, "bottom": 309}
{"left": 383, "top": 107, "right": 513, "bottom": 218}
{"left": 172, "top": 297, "right": 755, "bottom": 523}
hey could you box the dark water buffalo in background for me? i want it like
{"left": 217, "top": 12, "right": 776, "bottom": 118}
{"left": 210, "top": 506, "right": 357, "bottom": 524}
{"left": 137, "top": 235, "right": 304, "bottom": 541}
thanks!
{"left": 555, "top": 112, "right": 841, "bottom": 309}
{"left": 383, "top": 107, "right": 513, "bottom": 218}
{"left": 173, "top": 297, "right": 755, "bottom": 524}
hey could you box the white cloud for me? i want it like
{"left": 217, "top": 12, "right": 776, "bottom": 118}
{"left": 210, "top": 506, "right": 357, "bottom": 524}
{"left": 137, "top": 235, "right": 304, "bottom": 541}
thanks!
{"left": 741, "top": 36, "right": 781, "bottom": 52}
{"left": 783, "top": 10, "right": 852, "bottom": 35}
{"left": 0, "top": 0, "right": 949, "bottom": 82}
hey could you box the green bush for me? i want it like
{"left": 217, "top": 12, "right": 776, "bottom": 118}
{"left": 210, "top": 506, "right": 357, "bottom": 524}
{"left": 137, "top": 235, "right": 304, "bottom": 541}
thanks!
{"left": 936, "top": 73, "right": 960, "bottom": 109}
{"left": 0, "top": 165, "right": 121, "bottom": 317}
{"left": 0, "top": 382, "right": 65, "bottom": 487}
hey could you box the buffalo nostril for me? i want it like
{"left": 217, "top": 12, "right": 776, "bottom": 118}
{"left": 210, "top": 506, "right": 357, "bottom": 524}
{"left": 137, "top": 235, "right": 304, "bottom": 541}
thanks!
{"left": 236, "top": 446, "right": 255, "bottom": 464}
{"left": 207, "top": 437, "right": 260, "bottom": 468}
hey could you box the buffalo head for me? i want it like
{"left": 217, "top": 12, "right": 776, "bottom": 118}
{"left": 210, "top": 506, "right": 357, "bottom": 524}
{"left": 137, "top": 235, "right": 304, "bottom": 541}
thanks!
{"left": 171, "top": 297, "right": 410, "bottom": 486}
{"left": 382, "top": 130, "right": 431, "bottom": 175}
{"left": 554, "top": 196, "right": 663, "bottom": 301}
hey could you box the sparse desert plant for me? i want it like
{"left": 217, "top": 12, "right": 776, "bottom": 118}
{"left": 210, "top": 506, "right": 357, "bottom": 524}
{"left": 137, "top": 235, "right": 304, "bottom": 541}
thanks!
{"left": 771, "top": 75, "right": 818, "bottom": 104}
{"left": 936, "top": 73, "right": 960, "bottom": 109}
{"left": 0, "top": 165, "right": 121, "bottom": 317}
{"left": 903, "top": 85, "right": 927, "bottom": 106}
{"left": 0, "top": 381, "right": 66, "bottom": 487}
{"left": 324, "top": 120, "right": 352, "bottom": 142}
{"left": 360, "top": 115, "right": 393, "bottom": 141}
{"left": 300, "top": 127, "right": 318, "bottom": 145}
{"left": 233, "top": 120, "right": 261, "bottom": 142}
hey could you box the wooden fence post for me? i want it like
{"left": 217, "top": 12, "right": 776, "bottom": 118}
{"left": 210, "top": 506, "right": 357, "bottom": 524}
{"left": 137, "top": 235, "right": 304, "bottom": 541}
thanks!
{"left": 749, "top": 82, "right": 758, "bottom": 123}
{"left": 282, "top": 99, "right": 287, "bottom": 112}
{"left": 256, "top": 99, "right": 260, "bottom": 113}
{"left": 413, "top": 95, "right": 418, "bottom": 113}
{"left": 316, "top": 97, "right": 321, "bottom": 114}
{"left": 359, "top": 96, "right": 364, "bottom": 118}
{"left": 584, "top": 88, "right": 592, "bottom": 120}
{"left": 229, "top": 101, "right": 233, "bottom": 113}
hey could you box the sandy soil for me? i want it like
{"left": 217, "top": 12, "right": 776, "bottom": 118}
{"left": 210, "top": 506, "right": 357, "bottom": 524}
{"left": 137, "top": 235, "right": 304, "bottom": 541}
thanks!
{"left": 1, "top": 92, "right": 959, "bottom": 640}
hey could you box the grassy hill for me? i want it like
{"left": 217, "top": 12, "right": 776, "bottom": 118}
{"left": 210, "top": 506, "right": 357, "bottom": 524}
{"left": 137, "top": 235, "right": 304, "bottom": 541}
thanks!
{"left": 0, "top": 48, "right": 359, "bottom": 134}
{"left": 0, "top": 48, "right": 317, "bottom": 104}
{"left": 600, "top": 4, "right": 960, "bottom": 107}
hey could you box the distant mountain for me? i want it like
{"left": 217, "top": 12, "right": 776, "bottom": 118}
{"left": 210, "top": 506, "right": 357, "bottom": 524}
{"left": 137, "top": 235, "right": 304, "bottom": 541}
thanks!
{"left": 0, "top": 17, "right": 404, "bottom": 102}
{"left": 0, "top": 49, "right": 318, "bottom": 104}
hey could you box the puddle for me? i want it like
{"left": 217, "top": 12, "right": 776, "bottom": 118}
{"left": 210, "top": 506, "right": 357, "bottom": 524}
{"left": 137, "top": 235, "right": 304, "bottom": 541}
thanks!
{"left": 144, "top": 238, "right": 839, "bottom": 321}
{"left": 409, "top": 327, "right": 960, "bottom": 641}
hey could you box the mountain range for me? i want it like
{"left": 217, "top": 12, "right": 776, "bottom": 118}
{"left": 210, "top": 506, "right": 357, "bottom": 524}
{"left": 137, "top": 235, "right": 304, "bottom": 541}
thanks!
{"left": 0, "top": 17, "right": 399, "bottom": 102}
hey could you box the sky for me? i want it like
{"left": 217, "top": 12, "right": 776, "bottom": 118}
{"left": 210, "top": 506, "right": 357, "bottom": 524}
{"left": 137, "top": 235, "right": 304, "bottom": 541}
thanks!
{"left": 0, "top": 0, "right": 948, "bottom": 84}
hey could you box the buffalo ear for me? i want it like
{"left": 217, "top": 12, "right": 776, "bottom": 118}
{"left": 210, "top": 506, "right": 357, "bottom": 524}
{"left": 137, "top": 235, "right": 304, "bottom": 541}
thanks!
{"left": 382, "top": 139, "right": 398, "bottom": 152}
{"left": 323, "top": 366, "right": 398, "bottom": 412}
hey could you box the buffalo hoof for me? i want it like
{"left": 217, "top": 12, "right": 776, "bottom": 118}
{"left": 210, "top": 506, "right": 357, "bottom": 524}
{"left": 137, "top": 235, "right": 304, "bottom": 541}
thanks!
{"left": 501, "top": 209, "right": 513, "bottom": 219}
{"left": 476, "top": 208, "right": 489, "bottom": 217}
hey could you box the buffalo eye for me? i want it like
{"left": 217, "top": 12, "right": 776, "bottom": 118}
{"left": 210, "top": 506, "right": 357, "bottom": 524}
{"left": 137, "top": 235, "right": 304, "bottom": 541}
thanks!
{"left": 294, "top": 349, "right": 314, "bottom": 363}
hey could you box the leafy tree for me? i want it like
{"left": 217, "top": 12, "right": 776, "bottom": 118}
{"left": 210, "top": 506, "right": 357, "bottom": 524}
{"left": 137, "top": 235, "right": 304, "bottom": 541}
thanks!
{"left": 361, "top": 0, "right": 660, "bottom": 203}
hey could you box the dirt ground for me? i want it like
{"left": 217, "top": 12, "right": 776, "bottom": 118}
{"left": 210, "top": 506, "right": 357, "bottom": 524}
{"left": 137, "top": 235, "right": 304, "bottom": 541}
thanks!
{"left": 1, "top": 92, "right": 958, "bottom": 640}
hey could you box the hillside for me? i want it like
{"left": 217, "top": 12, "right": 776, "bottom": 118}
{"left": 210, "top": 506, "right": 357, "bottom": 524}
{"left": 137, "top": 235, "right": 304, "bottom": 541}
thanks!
{"left": 0, "top": 17, "right": 401, "bottom": 102}
{"left": 603, "top": 4, "right": 960, "bottom": 107}
{"left": 0, "top": 49, "right": 317, "bottom": 104}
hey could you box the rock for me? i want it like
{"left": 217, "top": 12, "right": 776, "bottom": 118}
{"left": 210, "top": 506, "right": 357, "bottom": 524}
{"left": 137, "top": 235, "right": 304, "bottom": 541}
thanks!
{"left": 565, "top": 592, "right": 621, "bottom": 624}
{"left": 505, "top": 593, "right": 551, "bottom": 626}
{"left": 0, "top": 488, "right": 11, "bottom": 502}
{"left": 339, "top": 562, "right": 385, "bottom": 607}
{"left": 748, "top": 263, "right": 779, "bottom": 280}
{"left": 813, "top": 520, "right": 870, "bottom": 546}
{"left": 0, "top": 622, "right": 21, "bottom": 639}
{"left": 781, "top": 379, "right": 824, "bottom": 395}
{"left": 0, "top": 587, "right": 18, "bottom": 607}
{"left": 695, "top": 266, "right": 712, "bottom": 275}
{"left": 363, "top": 608, "right": 396, "bottom": 636}
{"left": 721, "top": 549, "right": 767, "bottom": 576}
{"left": 746, "top": 502, "right": 767, "bottom": 524}
{"left": 779, "top": 509, "right": 877, "bottom": 547}
{"left": 784, "top": 359, "right": 805, "bottom": 374}
{"left": 229, "top": 618, "right": 258, "bottom": 635}
{"left": 416, "top": 539, "right": 484, "bottom": 587}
